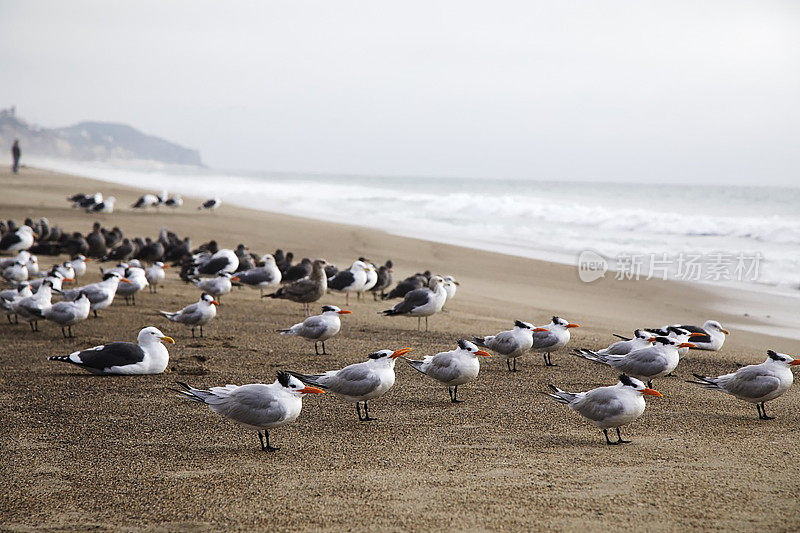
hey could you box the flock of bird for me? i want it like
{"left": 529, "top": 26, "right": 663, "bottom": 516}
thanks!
{"left": 2, "top": 207, "right": 797, "bottom": 451}
{"left": 66, "top": 190, "right": 221, "bottom": 214}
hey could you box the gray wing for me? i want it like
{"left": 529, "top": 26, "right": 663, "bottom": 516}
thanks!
{"left": 44, "top": 302, "right": 77, "bottom": 323}
{"left": 486, "top": 331, "right": 520, "bottom": 356}
{"left": 324, "top": 364, "right": 381, "bottom": 397}
{"left": 282, "top": 277, "right": 318, "bottom": 298}
{"left": 722, "top": 367, "right": 781, "bottom": 399}
{"left": 532, "top": 329, "right": 559, "bottom": 350}
{"left": 175, "top": 302, "right": 204, "bottom": 324}
{"left": 237, "top": 267, "right": 274, "bottom": 285}
{"left": 211, "top": 385, "right": 287, "bottom": 427}
{"left": 611, "top": 347, "right": 667, "bottom": 375}
{"left": 603, "top": 340, "right": 632, "bottom": 355}
{"left": 81, "top": 283, "right": 112, "bottom": 303}
{"left": 391, "top": 288, "right": 432, "bottom": 314}
{"left": 298, "top": 316, "right": 329, "bottom": 339}
{"left": 425, "top": 353, "right": 463, "bottom": 383}
{"left": 572, "top": 388, "right": 625, "bottom": 422}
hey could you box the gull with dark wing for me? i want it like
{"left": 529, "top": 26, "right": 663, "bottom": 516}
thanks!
{"left": 264, "top": 259, "right": 328, "bottom": 315}
{"left": 473, "top": 320, "right": 535, "bottom": 372}
{"left": 159, "top": 293, "right": 218, "bottom": 338}
{"left": 328, "top": 260, "right": 372, "bottom": 306}
{"left": 0, "top": 225, "right": 36, "bottom": 253}
{"left": 173, "top": 372, "right": 324, "bottom": 451}
{"left": 289, "top": 348, "right": 410, "bottom": 421}
{"left": 277, "top": 305, "right": 352, "bottom": 355}
{"left": 532, "top": 316, "right": 580, "bottom": 366}
{"left": 546, "top": 374, "right": 663, "bottom": 445}
{"left": 688, "top": 350, "right": 799, "bottom": 420}
{"left": 406, "top": 340, "right": 491, "bottom": 403}
{"left": 48, "top": 326, "right": 174, "bottom": 374}
{"left": 573, "top": 336, "right": 695, "bottom": 387}
{"left": 380, "top": 275, "right": 447, "bottom": 331}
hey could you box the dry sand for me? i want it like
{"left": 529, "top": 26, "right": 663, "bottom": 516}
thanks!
{"left": 1, "top": 167, "right": 798, "bottom": 531}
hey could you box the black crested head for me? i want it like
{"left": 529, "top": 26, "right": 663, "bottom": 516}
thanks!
{"left": 667, "top": 326, "right": 687, "bottom": 336}
{"left": 457, "top": 339, "right": 472, "bottom": 351}
{"left": 552, "top": 316, "right": 560, "bottom": 324}
{"left": 102, "top": 272, "right": 116, "bottom": 281}
{"left": 767, "top": 350, "right": 780, "bottom": 361}
{"left": 321, "top": 305, "right": 336, "bottom": 312}
{"left": 514, "top": 320, "right": 531, "bottom": 329}
{"left": 619, "top": 374, "right": 636, "bottom": 387}
{"left": 368, "top": 351, "right": 385, "bottom": 359}
{"left": 654, "top": 336, "right": 671, "bottom": 345}
{"left": 386, "top": 260, "right": 393, "bottom": 268}
{"left": 277, "top": 371, "right": 291, "bottom": 387}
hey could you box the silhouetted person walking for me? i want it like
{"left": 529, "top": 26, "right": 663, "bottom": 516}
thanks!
{"left": 11, "top": 139, "right": 20, "bottom": 174}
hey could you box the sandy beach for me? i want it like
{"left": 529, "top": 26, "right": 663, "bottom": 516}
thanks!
{"left": 1, "top": 167, "right": 798, "bottom": 531}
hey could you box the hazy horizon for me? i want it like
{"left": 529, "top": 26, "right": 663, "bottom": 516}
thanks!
{"left": 1, "top": 1, "right": 798, "bottom": 185}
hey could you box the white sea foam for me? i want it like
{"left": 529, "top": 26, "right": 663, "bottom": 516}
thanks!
{"left": 32, "top": 158, "right": 800, "bottom": 291}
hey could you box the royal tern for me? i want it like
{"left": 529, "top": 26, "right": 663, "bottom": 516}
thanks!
{"left": 233, "top": 254, "right": 282, "bottom": 296}
{"left": 1, "top": 283, "right": 32, "bottom": 324}
{"left": 192, "top": 271, "right": 234, "bottom": 302}
{"left": 532, "top": 316, "right": 580, "bottom": 366}
{"left": 380, "top": 275, "right": 447, "bottom": 331}
{"left": 40, "top": 292, "right": 91, "bottom": 338}
{"left": 277, "top": 305, "right": 352, "bottom": 355}
{"left": 595, "top": 329, "right": 655, "bottom": 356}
{"left": 174, "top": 372, "right": 324, "bottom": 451}
{"left": 546, "top": 374, "right": 663, "bottom": 445}
{"left": 676, "top": 320, "right": 729, "bottom": 351}
{"left": 473, "top": 320, "right": 535, "bottom": 372}
{"left": 48, "top": 326, "right": 174, "bottom": 374}
{"left": 688, "top": 350, "right": 799, "bottom": 420}
{"left": 61, "top": 271, "right": 128, "bottom": 318}
{"left": 573, "top": 336, "right": 695, "bottom": 387}
{"left": 264, "top": 259, "right": 328, "bottom": 315}
{"left": 289, "top": 348, "right": 410, "bottom": 421}
{"left": 70, "top": 255, "right": 88, "bottom": 277}
{"left": 2, "top": 259, "right": 28, "bottom": 283}
{"left": 406, "top": 340, "right": 491, "bottom": 403}
{"left": 115, "top": 266, "right": 148, "bottom": 305}
{"left": 159, "top": 293, "right": 219, "bottom": 338}
{"left": 0, "top": 225, "right": 35, "bottom": 253}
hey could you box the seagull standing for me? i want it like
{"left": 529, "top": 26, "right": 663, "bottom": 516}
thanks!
{"left": 546, "top": 374, "right": 663, "bottom": 445}
{"left": 688, "top": 350, "right": 799, "bottom": 420}
{"left": 532, "top": 316, "right": 580, "bottom": 366}
{"left": 289, "top": 348, "right": 410, "bottom": 421}
{"left": 41, "top": 292, "right": 91, "bottom": 338}
{"left": 277, "top": 305, "right": 352, "bottom": 355}
{"left": 192, "top": 271, "right": 234, "bottom": 302}
{"left": 145, "top": 261, "right": 168, "bottom": 293}
{"left": 116, "top": 266, "right": 149, "bottom": 305}
{"left": 442, "top": 275, "right": 459, "bottom": 304}
{"left": 380, "top": 275, "right": 447, "bottom": 331}
{"left": 328, "top": 260, "right": 372, "bottom": 305}
{"left": 406, "top": 339, "right": 491, "bottom": 403}
{"left": 173, "top": 372, "right": 324, "bottom": 451}
{"left": 159, "top": 293, "right": 219, "bottom": 338}
{"left": 572, "top": 336, "right": 695, "bottom": 387}
{"left": 48, "top": 326, "right": 174, "bottom": 374}
{"left": 473, "top": 320, "right": 535, "bottom": 372}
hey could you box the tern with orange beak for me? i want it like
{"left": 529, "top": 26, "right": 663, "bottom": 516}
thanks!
{"left": 191, "top": 271, "right": 234, "bottom": 303}
{"left": 573, "top": 336, "right": 695, "bottom": 387}
{"left": 675, "top": 320, "right": 729, "bottom": 351}
{"left": 473, "top": 320, "right": 536, "bottom": 372}
{"left": 288, "top": 348, "right": 410, "bottom": 421}
{"left": 406, "top": 340, "right": 491, "bottom": 403}
{"left": 48, "top": 326, "right": 175, "bottom": 375}
{"left": 277, "top": 305, "right": 352, "bottom": 355}
{"left": 60, "top": 271, "right": 128, "bottom": 318}
{"left": 688, "top": 350, "right": 799, "bottom": 420}
{"left": 595, "top": 329, "right": 655, "bottom": 356}
{"left": 546, "top": 374, "right": 663, "bottom": 445}
{"left": 174, "top": 371, "right": 324, "bottom": 451}
{"left": 159, "top": 293, "right": 219, "bottom": 338}
{"left": 532, "top": 316, "right": 580, "bottom": 366}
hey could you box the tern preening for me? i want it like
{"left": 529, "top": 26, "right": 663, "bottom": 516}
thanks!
{"left": 159, "top": 293, "right": 219, "bottom": 338}
{"left": 289, "top": 348, "right": 411, "bottom": 421}
{"left": 473, "top": 320, "right": 535, "bottom": 372}
{"left": 277, "top": 305, "right": 352, "bottom": 355}
{"left": 48, "top": 326, "right": 174, "bottom": 375}
{"left": 676, "top": 320, "right": 729, "bottom": 351}
{"left": 573, "top": 336, "right": 695, "bottom": 387}
{"left": 380, "top": 275, "right": 447, "bottom": 331}
{"left": 532, "top": 316, "right": 579, "bottom": 366}
{"left": 688, "top": 350, "right": 799, "bottom": 420}
{"left": 406, "top": 340, "right": 490, "bottom": 403}
{"left": 546, "top": 374, "right": 663, "bottom": 445}
{"left": 174, "top": 372, "right": 324, "bottom": 451}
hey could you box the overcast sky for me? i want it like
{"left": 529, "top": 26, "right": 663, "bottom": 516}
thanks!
{"left": 1, "top": 1, "right": 798, "bottom": 184}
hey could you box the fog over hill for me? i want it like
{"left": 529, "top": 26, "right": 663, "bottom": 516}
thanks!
{"left": 0, "top": 107, "right": 202, "bottom": 166}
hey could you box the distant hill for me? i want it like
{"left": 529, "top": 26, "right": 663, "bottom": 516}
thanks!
{"left": 0, "top": 107, "right": 202, "bottom": 166}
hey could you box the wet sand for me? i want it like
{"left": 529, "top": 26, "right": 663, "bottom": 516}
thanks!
{"left": 1, "top": 167, "right": 798, "bottom": 531}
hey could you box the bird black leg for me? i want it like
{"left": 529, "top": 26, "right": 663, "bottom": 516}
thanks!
{"left": 449, "top": 386, "right": 462, "bottom": 403}
{"left": 191, "top": 327, "right": 196, "bottom": 338}
{"left": 425, "top": 316, "right": 429, "bottom": 332}
{"left": 132, "top": 294, "right": 136, "bottom": 306}
{"left": 506, "top": 359, "right": 512, "bottom": 371}
{"left": 513, "top": 358, "right": 517, "bottom": 372}
{"left": 200, "top": 325, "right": 204, "bottom": 338}
{"left": 314, "top": 342, "right": 320, "bottom": 355}
{"left": 61, "top": 326, "right": 67, "bottom": 339}
{"left": 258, "top": 430, "right": 278, "bottom": 451}
{"left": 68, "top": 325, "right": 74, "bottom": 338}
{"left": 417, "top": 317, "right": 421, "bottom": 331}
{"left": 616, "top": 427, "right": 631, "bottom": 444}
{"left": 361, "top": 401, "right": 376, "bottom": 421}
{"left": 93, "top": 309, "right": 98, "bottom": 318}
{"left": 758, "top": 402, "right": 775, "bottom": 420}
{"left": 647, "top": 380, "right": 653, "bottom": 388}
{"left": 543, "top": 352, "right": 557, "bottom": 366}
{"left": 356, "top": 402, "right": 365, "bottom": 421}
{"left": 321, "top": 341, "right": 329, "bottom": 355}
{"left": 603, "top": 429, "right": 619, "bottom": 445}
{"left": 6, "top": 315, "right": 11, "bottom": 324}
